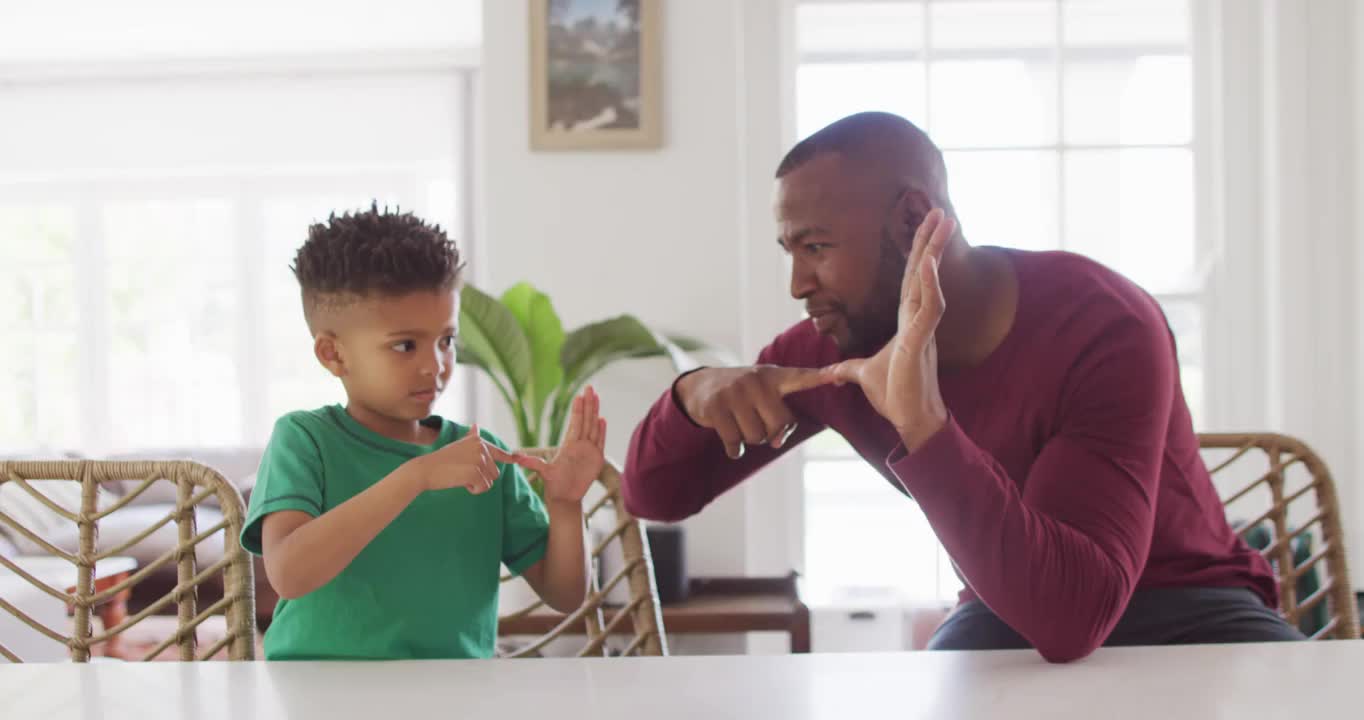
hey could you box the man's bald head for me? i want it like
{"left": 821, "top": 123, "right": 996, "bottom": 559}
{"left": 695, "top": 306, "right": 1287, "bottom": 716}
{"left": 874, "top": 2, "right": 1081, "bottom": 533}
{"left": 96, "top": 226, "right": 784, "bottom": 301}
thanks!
{"left": 775, "top": 112, "right": 952, "bottom": 213}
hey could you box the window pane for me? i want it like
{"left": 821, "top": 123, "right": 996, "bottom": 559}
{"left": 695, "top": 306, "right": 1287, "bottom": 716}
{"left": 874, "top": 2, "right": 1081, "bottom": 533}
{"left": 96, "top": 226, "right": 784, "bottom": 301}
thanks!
{"left": 1160, "top": 300, "right": 1204, "bottom": 430}
{"left": 804, "top": 428, "right": 857, "bottom": 460}
{"left": 2, "top": 265, "right": 79, "bottom": 330}
{"left": 0, "top": 333, "right": 80, "bottom": 452}
{"left": 1063, "top": 55, "right": 1191, "bottom": 145}
{"left": 0, "top": 206, "right": 78, "bottom": 329}
{"left": 0, "top": 204, "right": 73, "bottom": 262}
{"left": 1062, "top": 0, "right": 1188, "bottom": 47}
{"left": 797, "top": 2, "right": 924, "bottom": 56}
{"left": 796, "top": 62, "right": 927, "bottom": 139}
{"left": 929, "top": 0, "right": 1055, "bottom": 52}
{"left": 804, "top": 459, "right": 963, "bottom": 606}
{"left": 1063, "top": 148, "right": 1196, "bottom": 293}
{"left": 105, "top": 199, "right": 242, "bottom": 448}
{"left": 943, "top": 150, "right": 1059, "bottom": 251}
{"left": 0, "top": 205, "right": 80, "bottom": 449}
{"left": 928, "top": 58, "right": 1057, "bottom": 147}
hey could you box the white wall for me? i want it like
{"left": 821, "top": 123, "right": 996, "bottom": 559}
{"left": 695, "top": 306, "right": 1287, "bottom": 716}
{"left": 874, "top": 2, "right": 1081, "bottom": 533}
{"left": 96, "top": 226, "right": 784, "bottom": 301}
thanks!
{"left": 1283, "top": 0, "right": 1361, "bottom": 590}
{"left": 478, "top": 0, "right": 784, "bottom": 585}
{"left": 1207, "top": 0, "right": 1362, "bottom": 583}
{"left": 480, "top": 0, "right": 806, "bottom": 654}
{"left": 1355, "top": 0, "right": 1364, "bottom": 582}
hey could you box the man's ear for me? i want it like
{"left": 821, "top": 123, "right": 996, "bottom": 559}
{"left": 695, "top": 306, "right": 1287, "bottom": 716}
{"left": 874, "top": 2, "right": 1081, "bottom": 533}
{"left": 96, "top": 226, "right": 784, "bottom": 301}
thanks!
{"left": 889, "top": 188, "right": 934, "bottom": 255}
{"left": 314, "top": 333, "right": 346, "bottom": 378}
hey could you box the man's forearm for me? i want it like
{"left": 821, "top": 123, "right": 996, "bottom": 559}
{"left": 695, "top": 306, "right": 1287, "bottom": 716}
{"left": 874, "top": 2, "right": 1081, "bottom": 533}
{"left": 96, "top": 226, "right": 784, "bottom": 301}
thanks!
{"left": 623, "top": 381, "right": 814, "bottom": 521}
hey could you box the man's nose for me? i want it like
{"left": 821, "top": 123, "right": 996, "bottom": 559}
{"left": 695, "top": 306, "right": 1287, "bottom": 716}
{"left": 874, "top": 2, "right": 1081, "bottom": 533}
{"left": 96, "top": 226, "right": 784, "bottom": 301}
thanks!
{"left": 790, "top": 259, "right": 817, "bottom": 300}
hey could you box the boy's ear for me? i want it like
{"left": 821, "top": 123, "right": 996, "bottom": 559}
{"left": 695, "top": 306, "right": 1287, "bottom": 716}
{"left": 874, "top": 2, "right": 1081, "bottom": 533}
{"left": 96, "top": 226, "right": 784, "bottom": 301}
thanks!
{"left": 314, "top": 333, "right": 346, "bottom": 378}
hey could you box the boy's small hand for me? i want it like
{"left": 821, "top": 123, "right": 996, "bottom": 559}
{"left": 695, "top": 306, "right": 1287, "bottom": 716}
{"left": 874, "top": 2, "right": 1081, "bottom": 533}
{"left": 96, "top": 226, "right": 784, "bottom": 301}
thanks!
{"left": 416, "top": 423, "right": 505, "bottom": 494}
{"left": 502, "top": 386, "right": 607, "bottom": 507}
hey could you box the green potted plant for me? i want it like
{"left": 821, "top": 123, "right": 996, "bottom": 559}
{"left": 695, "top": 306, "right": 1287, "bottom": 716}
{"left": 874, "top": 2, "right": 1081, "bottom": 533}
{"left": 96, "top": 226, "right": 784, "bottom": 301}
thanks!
{"left": 456, "top": 281, "right": 709, "bottom": 492}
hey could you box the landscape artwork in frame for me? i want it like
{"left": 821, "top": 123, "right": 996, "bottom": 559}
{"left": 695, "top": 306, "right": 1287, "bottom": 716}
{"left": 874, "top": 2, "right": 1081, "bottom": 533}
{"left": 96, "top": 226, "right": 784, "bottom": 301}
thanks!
{"left": 530, "top": 0, "right": 662, "bottom": 150}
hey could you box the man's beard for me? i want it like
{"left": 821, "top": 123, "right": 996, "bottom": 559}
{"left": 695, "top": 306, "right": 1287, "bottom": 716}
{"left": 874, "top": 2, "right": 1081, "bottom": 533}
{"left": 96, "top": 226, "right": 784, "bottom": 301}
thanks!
{"left": 840, "top": 237, "right": 907, "bottom": 357}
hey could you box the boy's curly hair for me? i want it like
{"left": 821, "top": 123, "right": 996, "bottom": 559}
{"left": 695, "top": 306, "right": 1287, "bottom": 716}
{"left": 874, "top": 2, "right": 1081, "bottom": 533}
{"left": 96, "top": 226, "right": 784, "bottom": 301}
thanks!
{"left": 292, "top": 202, "right": 464, "bottom": 330}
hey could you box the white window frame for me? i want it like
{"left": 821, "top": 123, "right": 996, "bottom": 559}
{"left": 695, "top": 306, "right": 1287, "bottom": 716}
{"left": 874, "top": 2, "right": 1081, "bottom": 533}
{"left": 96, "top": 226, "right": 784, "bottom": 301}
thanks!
{"left": 795, "top": 0, "right": 1212, "bottom": 314}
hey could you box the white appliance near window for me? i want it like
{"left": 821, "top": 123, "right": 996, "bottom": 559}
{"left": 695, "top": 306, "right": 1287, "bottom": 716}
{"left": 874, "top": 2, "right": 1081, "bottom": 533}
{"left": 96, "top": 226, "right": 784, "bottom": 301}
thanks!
{"left": 810, "top": 587, "right": 906, "bottom": 653}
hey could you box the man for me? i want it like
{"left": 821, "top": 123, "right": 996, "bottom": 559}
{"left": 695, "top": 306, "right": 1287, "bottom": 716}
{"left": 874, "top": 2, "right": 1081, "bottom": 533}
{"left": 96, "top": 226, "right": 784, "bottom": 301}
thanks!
{"left": 622, "top": 112, "right": 1300, "bottom": 662}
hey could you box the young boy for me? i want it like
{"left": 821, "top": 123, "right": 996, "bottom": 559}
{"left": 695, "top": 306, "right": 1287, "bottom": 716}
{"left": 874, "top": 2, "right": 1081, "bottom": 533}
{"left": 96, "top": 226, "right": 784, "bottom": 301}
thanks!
{"left": 241, "top": 204, "right": 604, "bottom": 660}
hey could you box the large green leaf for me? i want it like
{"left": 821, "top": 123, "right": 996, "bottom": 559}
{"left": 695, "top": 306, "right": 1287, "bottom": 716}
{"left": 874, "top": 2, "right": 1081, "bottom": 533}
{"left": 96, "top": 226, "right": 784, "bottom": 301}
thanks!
{"left": 619, "top": 333, "right": 705, "bottom": 358}
{"left": 653, "top": 333, "right": 701, "bottom": 373}
{"left": 545, "top": 315, "right": 665, "bottom": 443}
{"left": 500, "top": 282, "right": 565, "bottom": 436}
{"left": 455, "top": 284, "right": 533, "bottom": 413}
{"left": 560, "top": 315, "right": 665, "bottom": 389}
{"left": 664, "top": 333, "right": 707, "bottom": 352}
{"left": 621, "top": 331, "right": 714, "bottom": 371}
{"left": 456, "top": 348, "right": 526, "bottom": 438}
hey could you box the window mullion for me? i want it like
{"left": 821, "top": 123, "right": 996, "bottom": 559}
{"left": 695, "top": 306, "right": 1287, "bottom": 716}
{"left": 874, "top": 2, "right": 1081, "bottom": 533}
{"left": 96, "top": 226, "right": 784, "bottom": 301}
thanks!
{"left": 236, "top": 188, "right": 268, "bottom": 445}
{"left": 1054, "top": 0, "right": 1067, "bottom": 253}
{"left": 921, "top": 0, "right": 933, "bottom": 135}
{"left": 75, "top": 187, "right": 110, "bottom": 454}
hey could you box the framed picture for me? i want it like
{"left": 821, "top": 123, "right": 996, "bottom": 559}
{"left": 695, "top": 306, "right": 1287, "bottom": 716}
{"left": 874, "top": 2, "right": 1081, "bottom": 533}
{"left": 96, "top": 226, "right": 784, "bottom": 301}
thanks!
{"left": 529, "top": 0, "right": 662, "bottom": 150}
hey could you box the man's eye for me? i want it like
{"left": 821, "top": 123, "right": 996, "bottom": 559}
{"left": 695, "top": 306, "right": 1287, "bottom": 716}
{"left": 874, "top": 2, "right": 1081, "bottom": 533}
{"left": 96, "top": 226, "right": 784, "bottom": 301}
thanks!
{"left": 438, "top": 335, "right": 456, "bottom": 350}
{"left": 391, "top": 340, "right": 416, "bottom": 352}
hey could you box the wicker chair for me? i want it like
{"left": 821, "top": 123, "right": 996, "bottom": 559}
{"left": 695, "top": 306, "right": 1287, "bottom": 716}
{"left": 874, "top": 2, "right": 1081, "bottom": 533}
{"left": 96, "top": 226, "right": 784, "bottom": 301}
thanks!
{"left": 0, "top": 460, "right": 256, "bottom": 661}
{"left": 497, "top": 449, "right": 667, "bottom": 657}
{"left": 1201, "top": 434, "right": 1359, "bottom": 639}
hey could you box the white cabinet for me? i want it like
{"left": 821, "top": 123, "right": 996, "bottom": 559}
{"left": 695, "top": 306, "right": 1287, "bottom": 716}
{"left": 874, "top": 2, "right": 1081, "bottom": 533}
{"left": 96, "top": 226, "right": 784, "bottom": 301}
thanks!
{"left": 810, "top": 589, "right": 906, "bottom": 653}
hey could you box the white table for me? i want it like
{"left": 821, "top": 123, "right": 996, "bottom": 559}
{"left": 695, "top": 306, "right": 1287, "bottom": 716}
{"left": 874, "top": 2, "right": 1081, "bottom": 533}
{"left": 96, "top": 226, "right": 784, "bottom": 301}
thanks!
{"left": 0, "top": 556, "right": 137, "bottom": 663}
{"left": 1, "top": 641, "right": 1360, "bottom": 719}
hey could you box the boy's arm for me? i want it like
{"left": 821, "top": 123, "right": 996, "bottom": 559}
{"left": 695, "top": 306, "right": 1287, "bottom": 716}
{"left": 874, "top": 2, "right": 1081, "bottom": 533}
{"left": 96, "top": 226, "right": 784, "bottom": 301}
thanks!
{"left": 502, "top": 388, "right": 606, "bottom": 614}
{"left": 261, "top": 424, "right": 505, "bottom": 600}
{"left": 260, "top": 465, "right": 426, "bottom": 600}
{"left": 519, "top": 500, "right": 588, "bottom": 613}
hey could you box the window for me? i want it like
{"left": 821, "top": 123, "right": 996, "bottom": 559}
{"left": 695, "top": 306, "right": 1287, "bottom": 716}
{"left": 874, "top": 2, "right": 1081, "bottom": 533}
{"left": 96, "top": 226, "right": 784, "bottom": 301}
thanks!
{"left": 0, "top": 206, "right": 81, "bottom": 450}
{"left": 795, "top": 0, "right": 1199, "bottom": 605}
{"left": 0, "top": 69, "right": 473, "bottom": 454}
{"left": 105, "top": 198, "right": 242, "bottom": 448}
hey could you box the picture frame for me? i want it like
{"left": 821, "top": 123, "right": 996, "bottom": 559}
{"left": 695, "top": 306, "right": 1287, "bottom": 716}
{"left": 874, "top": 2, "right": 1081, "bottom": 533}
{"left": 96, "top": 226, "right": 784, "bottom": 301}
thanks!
{"left": 529, "top": 0, "right": 663, "bottom": 151}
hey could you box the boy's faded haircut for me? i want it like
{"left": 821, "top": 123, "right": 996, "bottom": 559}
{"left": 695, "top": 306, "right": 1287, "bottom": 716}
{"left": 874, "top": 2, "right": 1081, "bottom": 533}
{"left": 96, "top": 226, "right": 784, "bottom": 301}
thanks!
{"left": 292, "top": 202, "right": 464, "bottom": 332}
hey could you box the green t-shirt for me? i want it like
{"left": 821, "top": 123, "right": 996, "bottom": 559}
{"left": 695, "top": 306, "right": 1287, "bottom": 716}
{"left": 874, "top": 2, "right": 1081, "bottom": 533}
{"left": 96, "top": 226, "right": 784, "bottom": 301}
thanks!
{"left": 240, "top": 405, "right": 550, "bottom": 661}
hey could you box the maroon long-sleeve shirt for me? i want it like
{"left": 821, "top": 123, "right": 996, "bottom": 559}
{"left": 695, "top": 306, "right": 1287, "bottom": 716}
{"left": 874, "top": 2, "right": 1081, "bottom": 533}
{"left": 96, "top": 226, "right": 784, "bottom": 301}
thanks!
{"left": 623, "top": 249, "right": 1277, "bottom": 662}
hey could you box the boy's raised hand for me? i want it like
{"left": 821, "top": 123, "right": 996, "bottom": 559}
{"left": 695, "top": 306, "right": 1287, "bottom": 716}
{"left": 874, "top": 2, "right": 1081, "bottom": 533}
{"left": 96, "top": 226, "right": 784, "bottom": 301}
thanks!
{"left": 502, "top": 386, "right": 607, "bottom": 506}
